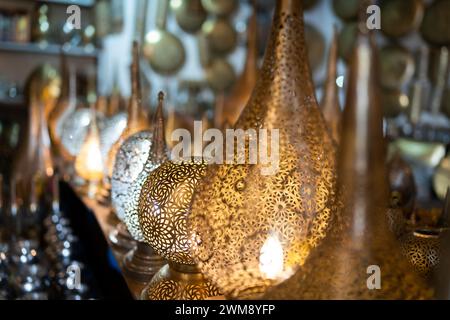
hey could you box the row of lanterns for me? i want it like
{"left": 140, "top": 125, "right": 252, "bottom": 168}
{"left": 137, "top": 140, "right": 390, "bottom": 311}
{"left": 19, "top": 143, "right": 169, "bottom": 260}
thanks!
{"left": 13, "top": 0, "right": 450, "bottom": 300}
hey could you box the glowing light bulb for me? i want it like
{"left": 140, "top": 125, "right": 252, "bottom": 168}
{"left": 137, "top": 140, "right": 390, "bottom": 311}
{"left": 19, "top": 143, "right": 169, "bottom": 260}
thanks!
{"left": 259, "top": 233, "right": 285, "bottom": 280}
{"left": 75, "top": 123, "right": 104, "bottom": 182}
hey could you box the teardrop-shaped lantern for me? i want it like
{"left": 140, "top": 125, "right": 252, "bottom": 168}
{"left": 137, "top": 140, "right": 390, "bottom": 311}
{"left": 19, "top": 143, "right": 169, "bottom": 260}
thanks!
{"left": 74, "top": 107, "right": 104, "bottom": 197}
{"left": 110, "top": 93, "right": 168, "bottom": 282}
{"left": 123, "top": 92, "right": 168, "bottom": 241}
{"left": 13, "top": 72, "right": 56, "bottom": 204}
{"left": 263, "top": 17, "right": 434, "bottom": 300}
{"left": 189, "top": 0, "right": 337, "bottom": 299}
{"left": 320, "top": 26, "right": 341, "bottom": 145}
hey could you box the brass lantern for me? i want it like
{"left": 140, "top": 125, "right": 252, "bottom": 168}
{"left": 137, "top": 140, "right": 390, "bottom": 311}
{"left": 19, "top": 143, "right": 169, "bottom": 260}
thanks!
{"left": 263, "top": 18, "right": 433, "bottom": 300}
{"left": 188, "top": 0, "right": 337, "bottom": 299}
{"left": 111, "top": 93, "right": 168, "bottom": 282}
{"left": 74, "top": 109, "right": 104, "bottom": 197}
{"left": 107, "top": 41, "right": 149, "bottom": 253}
{"left": 139, "top": 158, "right": 220, "bottom": 300}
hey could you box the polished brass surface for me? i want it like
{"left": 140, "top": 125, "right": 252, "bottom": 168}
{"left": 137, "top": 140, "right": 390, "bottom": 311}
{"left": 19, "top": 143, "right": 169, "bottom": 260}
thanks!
{"left": 379, "top": 45, "right": 415, "bottom": 90}
{"left": 123, "top": 92, "right": 169, "bottom": 241}
{"left": 202, "top": 17, "right": 238, "bottom": 57}
{"left": 220, "top": 8, "right": 259, "bottom": 128}
{"left": 380, "top": 0, "right": 424, "bottom": 38}
{"left": 13, "top": 74, "right": 56, "bottom": 203}
{"left": 122, "top": 242, "right": 167, "bottom": 283}
{"left": 172, "top": 0, "right": 207, "bottom": 34}
{"left": 106, "top": 42, "right": 149, "bottom": 180}
{"left": 143, "top": 0, "right": 186, "bottom": 75}
{"left": 264, "top": 22, "right": 433, "bottom": 300}
{"left": 189, "top": 0, "right": 337, "bottom": 299}
{"left": 201, "top": 0, "right": 237, "bottom": 16}
{"left": 320, "top": 27, "right": 341, "bottom": 145}
{"left": 205, "top": 58, "right": 236, "bottom": 93}
{"left": 420, "top": 0, "right": 450, "bottom": 46}
{"left": 141, "top": 263, "right": 220, "bottom": 300}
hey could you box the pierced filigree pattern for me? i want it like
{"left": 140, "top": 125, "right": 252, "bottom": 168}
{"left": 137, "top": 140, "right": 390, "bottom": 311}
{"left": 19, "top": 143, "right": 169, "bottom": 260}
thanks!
{"left": 111, "top": 131, "right": 152, "bottom": 222}
{"left": 123, "top": 141, "right": 168, "bottom": 241}
{"left": 142, "top": 264, "right": 220, "bottom": 300}
{"left": 400, "top": 232, "right": 441, "bottom": 276}
{"left": 106, "top": 123, "right": 148, "bottom": 179}
{"left": 188, "top": 5, "right": 337, "bottom": 298}
{"left": 139, "top": 158, "right": 207, "bottom": 265}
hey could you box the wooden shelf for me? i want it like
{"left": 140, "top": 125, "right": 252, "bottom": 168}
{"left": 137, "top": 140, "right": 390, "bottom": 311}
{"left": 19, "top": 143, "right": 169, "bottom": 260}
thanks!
{"left": 0, "top": 41, "right": 99, "bottom": 59}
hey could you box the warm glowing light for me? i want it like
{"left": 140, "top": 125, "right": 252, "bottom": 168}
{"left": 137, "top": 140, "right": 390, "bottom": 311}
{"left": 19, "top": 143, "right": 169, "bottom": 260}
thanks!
{"left": 75, "top": 124, "right": 104, "bottom": 182}
{"left": 259, "top": 233, "right": 284, "bottom": 280}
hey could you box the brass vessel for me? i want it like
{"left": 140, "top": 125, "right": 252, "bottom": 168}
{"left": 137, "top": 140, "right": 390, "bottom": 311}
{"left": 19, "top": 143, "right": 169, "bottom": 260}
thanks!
{"left": 143, "top": 0, "right": 186, "bottom": 75}
{"left": 264, "top": 19, "right": 433, "bottom": 300}
{"left": 189, "top": 0, "right": 337, "bottom": 299}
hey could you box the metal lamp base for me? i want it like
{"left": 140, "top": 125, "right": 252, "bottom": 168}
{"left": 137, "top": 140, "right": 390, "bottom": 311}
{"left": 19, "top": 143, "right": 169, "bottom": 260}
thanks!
{"left": 108, "top": 222, "right": 136, "bottom": 255}
{"left": 122, "top": 242, "right": 166, "bottom": 283}
{"left": 141, "top": 263, "right": 221, "bottom": 300}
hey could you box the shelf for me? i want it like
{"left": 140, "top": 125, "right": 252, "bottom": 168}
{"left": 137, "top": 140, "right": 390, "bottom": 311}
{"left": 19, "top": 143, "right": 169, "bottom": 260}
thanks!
{"left": 0, "top": 41, "right": 99, "bottom": 59}
{"left": 16, "top": 0, "right": 95, "bottom": 7}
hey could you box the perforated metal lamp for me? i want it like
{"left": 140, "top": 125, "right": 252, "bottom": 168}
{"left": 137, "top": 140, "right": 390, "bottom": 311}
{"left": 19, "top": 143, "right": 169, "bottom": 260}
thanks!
{"left": 107, "top": 41, "right": 149, "bottom": 253}
{"left": 138, "top": 158, "right": 220, "bottom": 300}
{"left": 188, "top": 0, "right": 337, "bottom": 299}
{"left": 111, "top": 92, "right": 168, "bottom": 282}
